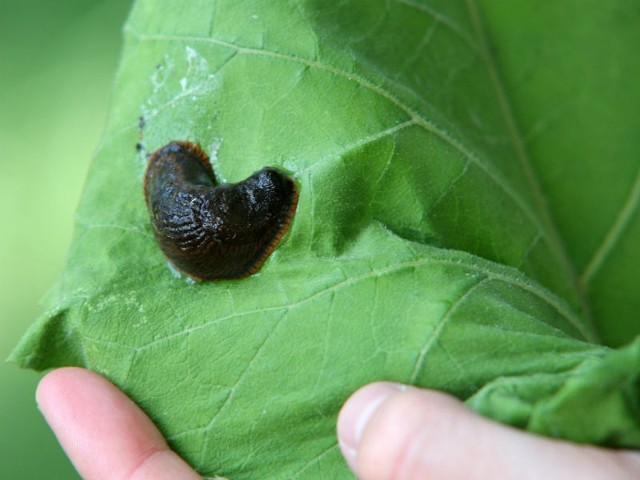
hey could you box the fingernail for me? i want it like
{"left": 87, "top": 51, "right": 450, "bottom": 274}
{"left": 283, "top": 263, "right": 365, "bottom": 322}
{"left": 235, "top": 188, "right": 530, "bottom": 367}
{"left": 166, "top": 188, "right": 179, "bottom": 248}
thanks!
{"left": 337, "top": 382, "right": 405, "bottom": 464}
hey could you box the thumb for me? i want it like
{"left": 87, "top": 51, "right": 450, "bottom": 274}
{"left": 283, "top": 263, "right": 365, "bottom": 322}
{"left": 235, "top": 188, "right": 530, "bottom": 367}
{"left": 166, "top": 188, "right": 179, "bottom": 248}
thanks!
{"left": 337, "top": 382, "right": 640, "bottom": 480}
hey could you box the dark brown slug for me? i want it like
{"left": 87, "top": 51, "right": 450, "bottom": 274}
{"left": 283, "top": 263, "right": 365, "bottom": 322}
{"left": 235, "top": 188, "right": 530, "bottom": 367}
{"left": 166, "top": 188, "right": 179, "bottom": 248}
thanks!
{"left": 144, "top": 141, "right": 298, "bottom": 281}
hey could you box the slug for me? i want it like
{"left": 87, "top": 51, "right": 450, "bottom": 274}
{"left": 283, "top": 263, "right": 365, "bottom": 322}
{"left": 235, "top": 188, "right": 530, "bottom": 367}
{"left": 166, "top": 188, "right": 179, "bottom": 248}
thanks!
{"left": 144, "top": 140, "right": 298, "bottom": 281}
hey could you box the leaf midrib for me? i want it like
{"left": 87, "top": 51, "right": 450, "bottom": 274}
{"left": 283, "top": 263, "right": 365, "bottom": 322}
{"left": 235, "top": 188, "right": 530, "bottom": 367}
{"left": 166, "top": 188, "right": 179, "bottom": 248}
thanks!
{"left": 465, "top": 0, "right": 595, "bottom": 335}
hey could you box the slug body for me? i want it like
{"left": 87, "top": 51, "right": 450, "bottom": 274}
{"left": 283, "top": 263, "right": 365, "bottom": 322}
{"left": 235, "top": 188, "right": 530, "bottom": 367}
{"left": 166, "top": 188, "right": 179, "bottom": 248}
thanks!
{"left": 144, "top": 141, "right": 298, "bottom": 281}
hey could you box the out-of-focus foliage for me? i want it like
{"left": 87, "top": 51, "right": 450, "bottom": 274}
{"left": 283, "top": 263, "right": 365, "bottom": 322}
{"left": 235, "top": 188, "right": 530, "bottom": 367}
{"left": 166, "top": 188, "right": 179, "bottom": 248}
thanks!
{"left": 0, "top": 1, "right": 132, "bottom": 478}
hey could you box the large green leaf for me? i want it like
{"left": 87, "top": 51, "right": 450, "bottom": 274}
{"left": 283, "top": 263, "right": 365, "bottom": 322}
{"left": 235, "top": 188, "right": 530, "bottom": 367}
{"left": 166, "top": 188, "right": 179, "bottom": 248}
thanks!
{"left": 12, "top": 0, "right": 640, "bottom": 477}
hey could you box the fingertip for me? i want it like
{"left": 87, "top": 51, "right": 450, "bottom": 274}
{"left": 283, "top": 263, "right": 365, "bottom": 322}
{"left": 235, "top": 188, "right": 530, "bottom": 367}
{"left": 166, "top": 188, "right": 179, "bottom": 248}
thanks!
{"left": 337, "top": 382, "right": 407, "bottom": 473}
{"left": 338, "top": 384, "right": 640, "bottom": 480}
{"left": 36, "top": 367, "right": 99, "bottom": 409}
{"left": 35, "top": 367, "right": 201, "bottom": 480}
{"left": 337, "top": 384, "right": 485, "bottom": 480}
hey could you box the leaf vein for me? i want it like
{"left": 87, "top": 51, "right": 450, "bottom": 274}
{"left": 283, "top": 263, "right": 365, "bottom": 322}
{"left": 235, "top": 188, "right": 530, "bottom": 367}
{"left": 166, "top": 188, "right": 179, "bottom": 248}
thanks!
{"left": 391, "top": 0, "right": 479, "bottom": 53}
{"left": 409, "top": 277, "right": 489, "bottom": 382}
{"left": 289, "top": 443, "right": 340, "bottom": 479}
{"left": 465, "top": 0, "right": 592, "bottom": 328}
{"left": 134, "top": 253, "right": 591, "bottom": 354}
{"left": 581, "top": 166, "right": 640, "bottom": 285}
{"left": 295, "top": 120, "right": 415, "bottom": 177}
{"left": 197, "top": 310, "right": 289, "bottom": 462}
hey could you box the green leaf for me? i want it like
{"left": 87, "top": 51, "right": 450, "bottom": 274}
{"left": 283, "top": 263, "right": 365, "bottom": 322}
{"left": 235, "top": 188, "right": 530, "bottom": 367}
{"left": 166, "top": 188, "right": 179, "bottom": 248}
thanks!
{"left": 12, "top": 0, "right": 640, "bottom": 477}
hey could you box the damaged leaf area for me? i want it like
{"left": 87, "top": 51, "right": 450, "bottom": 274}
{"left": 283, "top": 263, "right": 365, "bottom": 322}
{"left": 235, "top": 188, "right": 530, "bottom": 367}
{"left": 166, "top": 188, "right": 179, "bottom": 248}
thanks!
{"left": 12, "top": 0, "right": 640, "bottom": 478}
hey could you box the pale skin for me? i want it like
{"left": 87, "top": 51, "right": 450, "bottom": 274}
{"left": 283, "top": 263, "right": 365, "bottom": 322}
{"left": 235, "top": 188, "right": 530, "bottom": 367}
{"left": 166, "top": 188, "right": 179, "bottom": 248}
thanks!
{"left": 37, "top": 368, "right": 640, "bottom": 480}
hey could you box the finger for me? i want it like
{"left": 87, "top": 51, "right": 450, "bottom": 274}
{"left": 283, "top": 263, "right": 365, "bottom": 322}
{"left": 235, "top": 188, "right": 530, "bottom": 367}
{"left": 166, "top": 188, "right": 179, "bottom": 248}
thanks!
{"left": 36, "top": 367, "right": 201, "bottom": 480}
{"left": 337, "top": 382, "right": 640, "bottom": 480}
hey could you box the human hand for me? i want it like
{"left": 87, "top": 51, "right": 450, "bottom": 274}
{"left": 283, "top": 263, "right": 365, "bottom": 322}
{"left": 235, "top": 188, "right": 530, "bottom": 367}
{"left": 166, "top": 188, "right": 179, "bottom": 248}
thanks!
{"left": 38, "top": 370, "right": 640, "bottom": 479}
{"left": 337, "top": 382, "right": 640, "bottom": 479}
{"left": 37, "top": 367, "right": 201, "bottom": 480}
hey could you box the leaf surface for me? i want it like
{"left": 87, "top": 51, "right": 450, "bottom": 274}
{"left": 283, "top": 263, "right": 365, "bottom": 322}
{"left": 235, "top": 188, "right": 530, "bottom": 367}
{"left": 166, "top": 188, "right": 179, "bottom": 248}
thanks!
{"left": 12, "top": 0, "right": 640, "bottom": 477}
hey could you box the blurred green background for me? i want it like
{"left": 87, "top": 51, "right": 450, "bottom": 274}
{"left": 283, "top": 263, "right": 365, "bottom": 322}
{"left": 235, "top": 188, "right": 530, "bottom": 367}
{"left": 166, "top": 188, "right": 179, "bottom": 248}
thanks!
{"left": 0, "top": 1, "right": 132, "bottom": 477}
